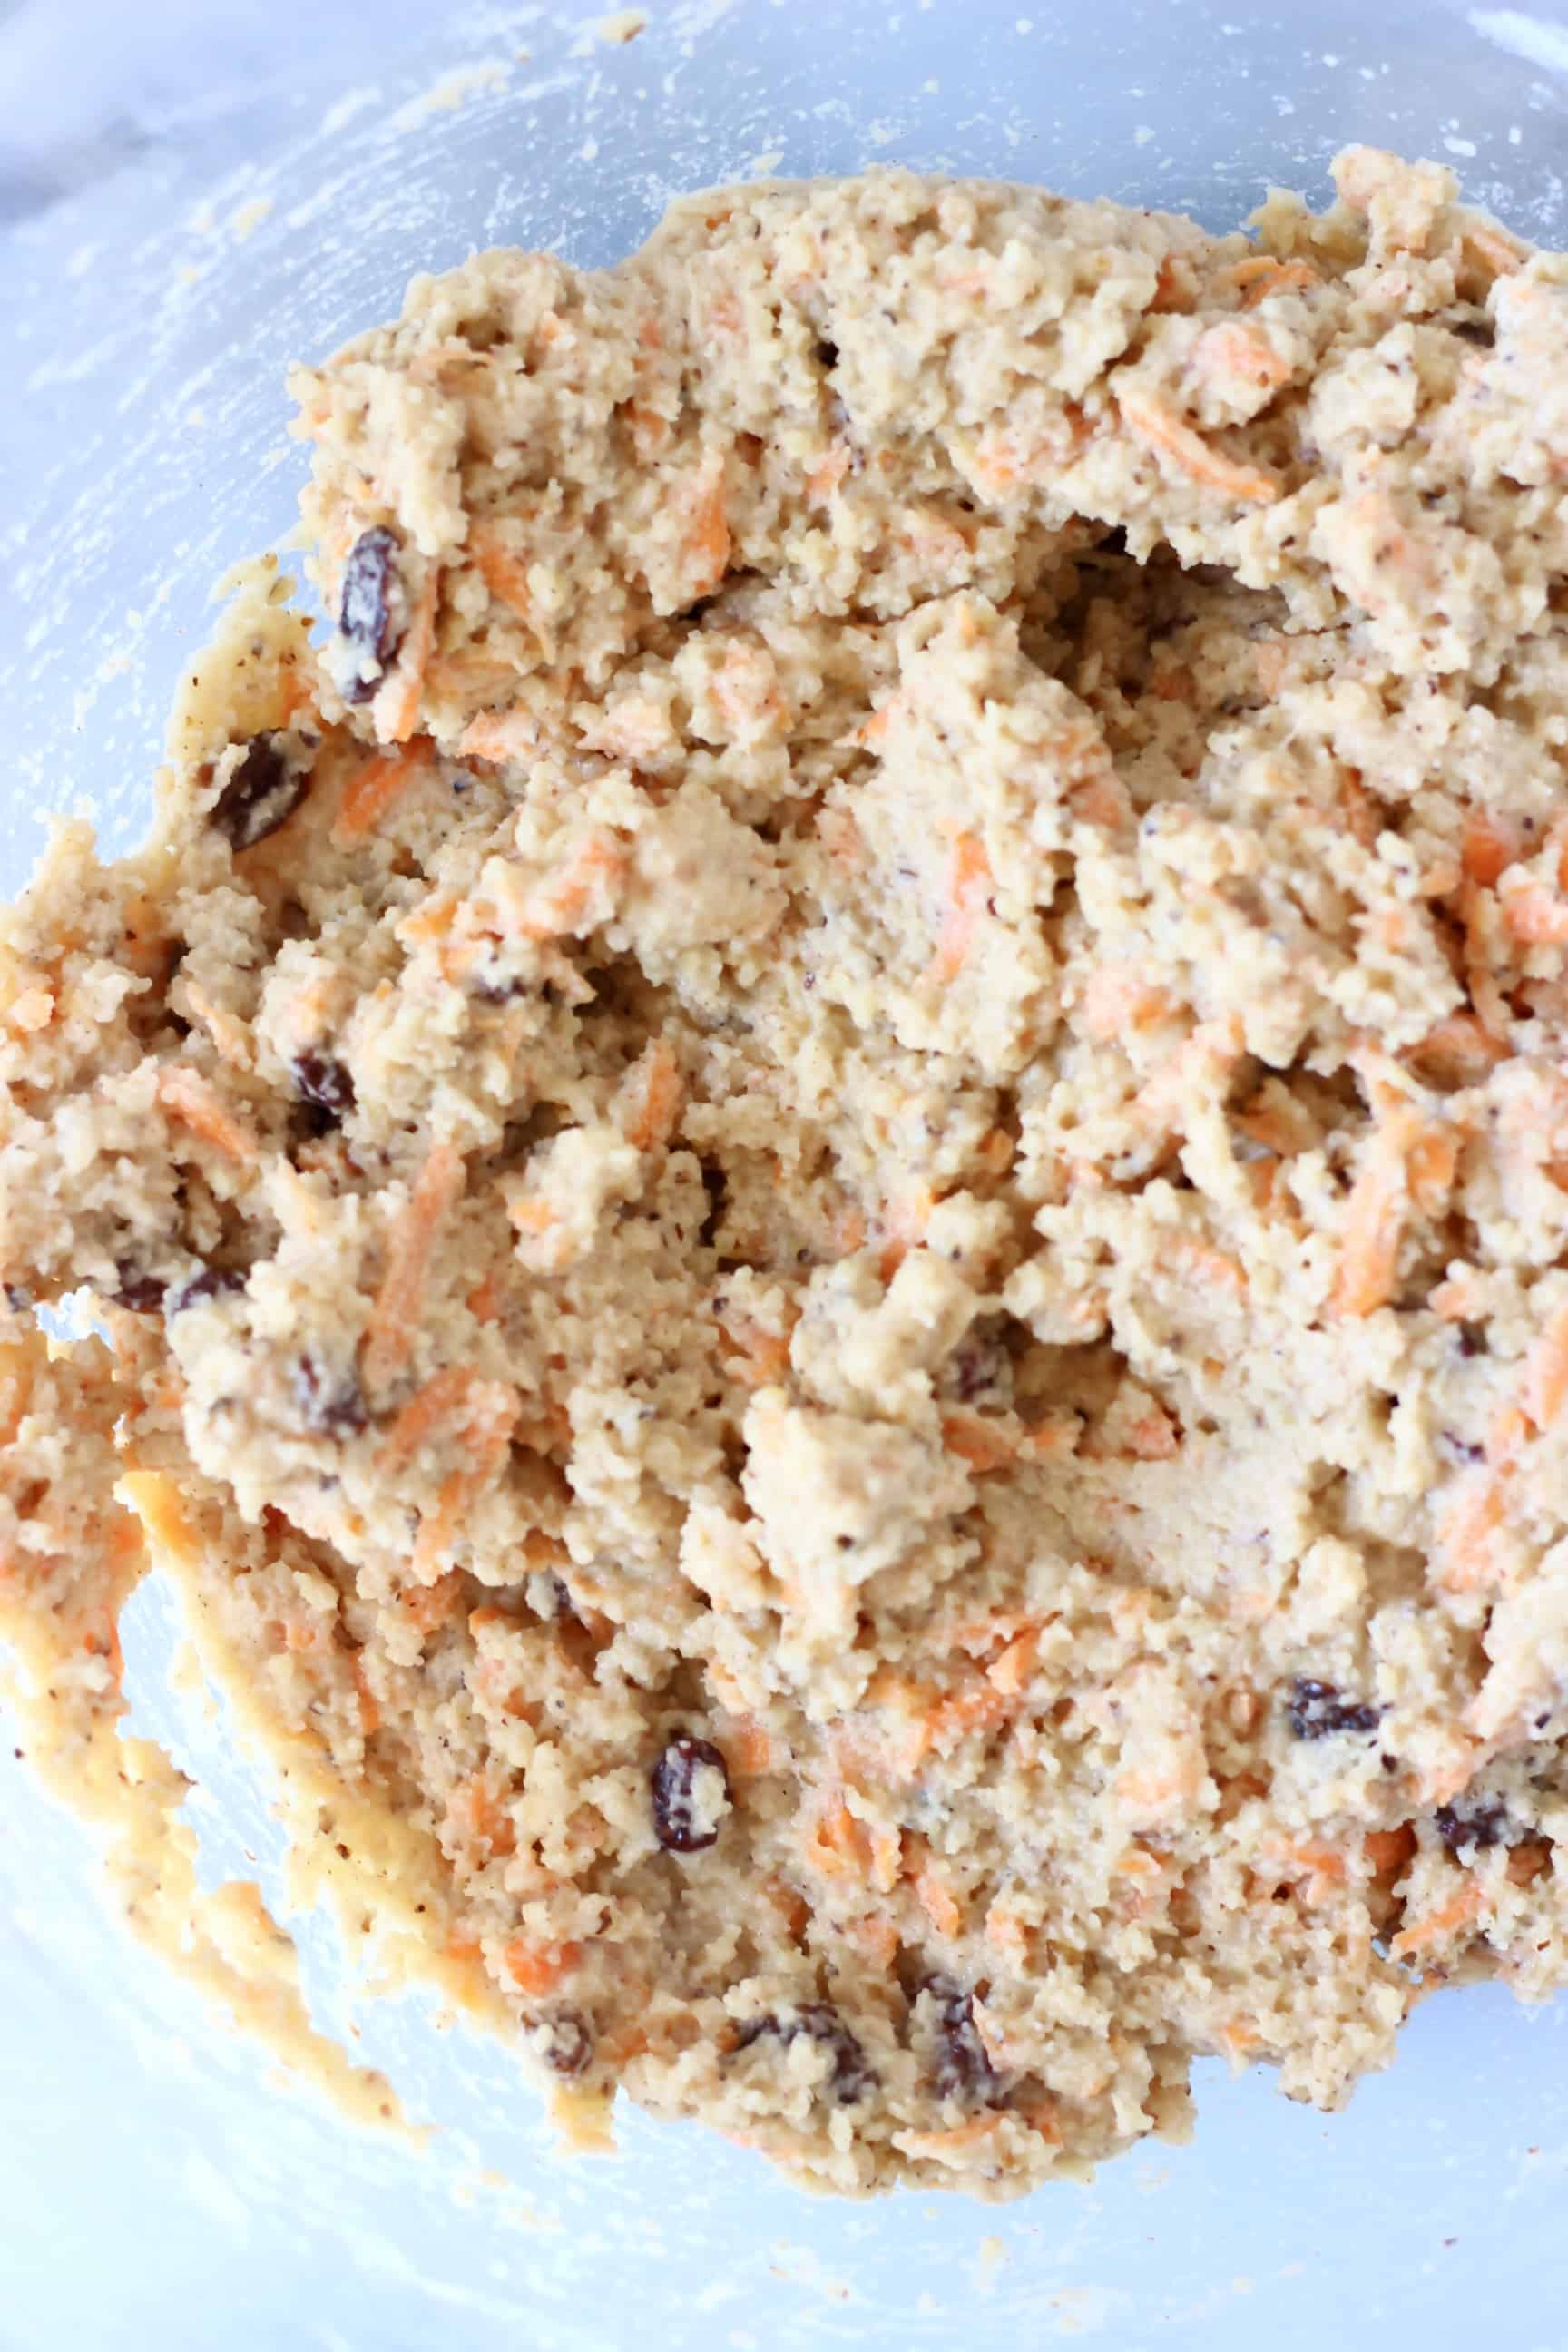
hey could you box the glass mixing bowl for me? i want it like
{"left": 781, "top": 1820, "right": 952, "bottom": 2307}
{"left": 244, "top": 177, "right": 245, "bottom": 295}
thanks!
{"left": 5, "top": 3, "right": 1568, "bottom": 2344}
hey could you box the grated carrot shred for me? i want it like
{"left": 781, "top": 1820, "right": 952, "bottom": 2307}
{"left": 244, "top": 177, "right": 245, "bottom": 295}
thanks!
{"left": 156, "top": 1066, "right": 260, "bottom": 1167}
{"left": 1118, "top": 387, "right": 1279, "bottom": 503}
{"left": 360, "top": 1140, "right": 466, "bottom": 1394}
{"left": 334, "top": 738, "right": 436, "bottom": 842}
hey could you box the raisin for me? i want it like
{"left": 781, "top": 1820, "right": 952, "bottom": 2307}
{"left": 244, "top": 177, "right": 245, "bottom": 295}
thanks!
{"left": 1451, "top": 316, "right": 1495, "bottom": 348}
{"left": 4, "top": 1283, "right": 31, "bottom": 1313}
{"left": 291, "top": 1051, "right": 356, "bottom": 1134}
{"left": 921, "top": 1975, "right": 1000, "bottom": 2102}
{"left": 696, "top": 1157, "right": 728, "bottom": 1249}
{"left": 112, "top": 1262, "right": 167, "bottom": 1315}
{"left": 292, "top": 1351, "right": 368, "bottom": 1437}
{"left": 651, "top": 1731, "right": 729, "bottom": 1851}
{"left": 167, "top": 1265, "right": 245, "bottom": 1316}
{"left": 948, "top": 1323, "right": 1010, "bottom": 1403}
{"left": 338, "top": 526, "right": 405, "bottom": 701}
{"left": 731, "top": 2002, "right": 873, "bottom": 2104}
{"left": 1456, "top": 1325, "right": 1487, "bottom": 1358}
{"left": 1434, "top": 1798, "right": 1510, "bottom": 1854}
{"left": 1286, "top": 1677, "right": 1382, "bottom": 1740}
{"left": 211, "top": 735, "right": 309, "bottom": 851}
{"left": 814, "top": 337, "right": 840, "bottom": 369}
{"left": 528, "top": 2006, "right": 593, "bottom": 2078}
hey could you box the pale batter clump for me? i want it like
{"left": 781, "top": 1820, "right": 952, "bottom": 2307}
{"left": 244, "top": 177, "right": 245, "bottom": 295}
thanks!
{"left": 4, "top": 146, "right": 1568, "bottom": 2196}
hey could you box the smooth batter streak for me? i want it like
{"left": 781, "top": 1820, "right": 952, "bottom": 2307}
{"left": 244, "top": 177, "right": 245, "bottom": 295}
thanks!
{"left": 3, "top": 147, "right": 1568, "bottom": 2196}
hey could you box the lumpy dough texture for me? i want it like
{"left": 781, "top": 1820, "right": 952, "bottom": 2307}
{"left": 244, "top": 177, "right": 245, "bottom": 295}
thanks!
{"left": 5, "top": 147, "right": 1568, "bottom": 2196}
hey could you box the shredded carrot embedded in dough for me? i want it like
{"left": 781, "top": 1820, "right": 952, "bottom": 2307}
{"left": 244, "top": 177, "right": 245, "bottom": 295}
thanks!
{"left": 1465, "top": 224, "right": 1525, "bottom": 279}
{"left": 1389, "top": 1881, "right": 1485, "bottom": 1957}
{"left": 1502, "top": 882, "right": 1568, "bottom": 946}
{"left": 896, "top": 2114, "right": 1007, "bottom": 2160}
{"left": 912, "top": 1860, "right": 964, "bottom": 1939}
{"left": 1196, "top": 322, "right": 1293, "bottom": 387}
{"left": 1365, "top": 1825, "right": 1416, "bottom": 1877}
{"left": 1521, "top": 1294, "right": 1568, "bottom": 1432}
{"left": 1223, "top": 253, "right": 1321, "bottom": 305}
{"left": 378, "top": 565, "right": 442, "bottom": 746}
{"left": 412, "top": 1380, "right": 519, "bottom": 1580}
{"left": 622, "top": 1036, "right": 683, "bottom": 1152}
{"left": 180, "top": 984, "right": 250, "bottom": 1071}
{"left": 1080, "top": 966, "right": 1173, "bottom": 1041}
{"left": 117, "top": 1469, "right": 200, "bottom": 1570}
{"left": 717, "top": 1316, "right": 792, "bottom": 1389}
{"left": 459, "top": 708, "right": 541, "bottom": 764}
{"left": 503, "top": 1937, "right": 583, "bottom": 1995}
{"left": 470, "top": 526, "right": 535, "bottom": 622}
{"left": 156, "top": 1066, "right": 260, "bottom": 1167}
{"left": 841, "top": 1913, "right": 900, "bottom": 1971}
{"left": 940, "top": 1408, "right": 1017, "bottom": 1474}
{"left": 376, "top": 1366, "right": 477, "bottom": 1472}
{"left": 1460, "top": 810, "right": 1524, "bottom": 888}
{"left": 1117, "top": 387, "right": 1279, "bottom": 503}
{"left": 926, "top": 831, "right": 992, "bottom": 986}
{"left": 1434, "top": 1468, "right": 1510, "bottom": 1592}
{"left": 802, "top": 1794, "right": 870, "bottom": 1879}
{"left": 1332, "top": 1106, "right": 1424, "bottom": 1318}
{"left": 1406, "top": 1012, "right": 1509, "bottom": 1085}
{"left": 334, "top": 738, "right": 436, "bottom": 842}
{"left": 722, "top": 1719, "right": 778, "bottom": 1778}
{"left": 360, "top": 1140, "right": 466, "bottom": 1394}
{"left": 518, "top": 829, "right": 628, "bottom": 941}
{"left": 685, "top": 460, "right": 730, "bottom": 595}
{"left": 446, "top": 1774, "right": 517, "bottom": 1859}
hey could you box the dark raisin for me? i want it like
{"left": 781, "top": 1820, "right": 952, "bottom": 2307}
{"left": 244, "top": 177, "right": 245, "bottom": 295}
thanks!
{"left": 1456, "top": 1325, "right": 1486, "bottom": 1358}
{"left": 1286, "top": 1677, "right": 1382, "bottom": 1740}
{"left": 528, "top": 2006, "right": 593, "bottom": 2078}
{"left": 921, "top": 1975, "right": 1000, "bottom": 2102}
{"left": 3, "top": 1283, "right": 31, "bottom": 1313}
{"left": 1434, "top": 1798, "right": 1510, "bottom": 1854}
{"left": 651, "top": 1731, "right": 729, "bottom": 1852}
{"left": 167, "top": 1265, "right": 245, "bottom": 1316}
{"left": 111, "top": 1262, "right": 167, "bottom": 1315}
{"left": 292, "top": 1351, "right": 368, "bottom": 1437}
{"left": 949, "top": 1324, "right": 1009, "bottom": 1403}
{"left": 1451, "top": 316, "right": 1495, "bottom": 348}
{"left": 338, "top": 526, "right": 405, "bottom": 701}
{"left": 732, "top": 2002, "right": 873, "bottom": 2104}
{"left": 291, "top": 1051, "right": 356, "bottom": 1135}
{"left": 697, "top": 1157, "right": 728, "bottom": 1249}
{"left": 211, "top": 735, "right": 310, "bottom": 851}
{"left": 814, "top": 337, "right": 840, "bottom": 369}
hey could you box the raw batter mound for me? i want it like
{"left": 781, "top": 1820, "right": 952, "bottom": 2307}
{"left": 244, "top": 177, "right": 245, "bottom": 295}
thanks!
{"left": 5, "top": 145, "right": 1568, "bottom": 2196}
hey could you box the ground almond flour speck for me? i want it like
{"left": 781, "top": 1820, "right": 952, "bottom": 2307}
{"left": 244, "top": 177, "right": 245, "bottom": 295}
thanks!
{"left": 4, "top": 146, "right": 1568, "bottom": 2196}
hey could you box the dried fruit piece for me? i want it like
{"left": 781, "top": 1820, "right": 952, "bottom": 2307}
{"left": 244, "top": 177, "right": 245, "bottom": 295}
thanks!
{"left": 338, "top": 526, "right": 406, "bottom": 702}
{"left": 732, "top": 2002, "right": 873, "bottom": 2103}
{"left": 211, "top": 735, "right": 309, "bottom": 851}
{"left": 921, "top": 1975, "right": 1000, "bottom": 2102}
{"left": 292, "top": 1350, "right": 368, "bottom": 1437}
{"left": 651, "top": 1731, "right": 729, "bottom": 1851}
{"left": 527, "top": 2006, "right": 593, "bottom": 2078}
{"left": 1434, "top": 1798, "right": 1510, "bottom": 1855}
{"left": 167, "top": 1266, "right": 246, "bottom": 1316}
{"left": 112, "top": 1263, "right": 167, "bottom": 1315}
{"left": 1286, "top": 1677, "right": 1381, "bottom": 1740}
{"left": 291, "top": 1051, "right": 356, "bottom": 1134}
